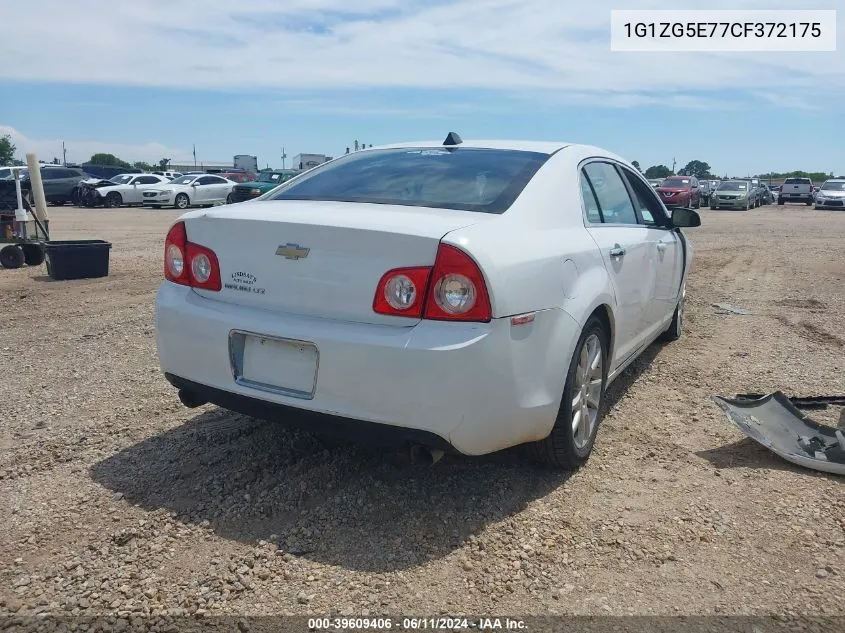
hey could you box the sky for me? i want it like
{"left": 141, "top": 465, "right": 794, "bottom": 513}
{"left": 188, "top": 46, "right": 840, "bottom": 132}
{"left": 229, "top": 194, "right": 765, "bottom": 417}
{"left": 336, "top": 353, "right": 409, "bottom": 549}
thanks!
{"left": 1, "top": 0, "right": 843, "bottom": 176}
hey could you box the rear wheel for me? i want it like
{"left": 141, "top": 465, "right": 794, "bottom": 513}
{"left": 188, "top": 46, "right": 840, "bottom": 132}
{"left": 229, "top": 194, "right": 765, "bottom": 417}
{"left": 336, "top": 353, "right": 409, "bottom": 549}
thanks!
{"left": 527, "top": 316, "right": 607, "bottom": 469}
{"left": 21, "top": 243, "right": 45, "bottom": 266}
{"left": 175, "top": 193, "right": 190, "bottom": 210}
{"left": 777, "top": 198, "right": 785, "bottom": 205}
{"left": 0, "top": 245, "right": 24, "bottom": 269}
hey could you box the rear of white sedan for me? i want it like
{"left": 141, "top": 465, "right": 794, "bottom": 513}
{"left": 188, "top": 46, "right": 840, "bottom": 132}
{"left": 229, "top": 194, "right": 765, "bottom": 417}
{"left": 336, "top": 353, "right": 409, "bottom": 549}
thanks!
{"left": 155, "top": 135, "right": 693, "bottom": 468}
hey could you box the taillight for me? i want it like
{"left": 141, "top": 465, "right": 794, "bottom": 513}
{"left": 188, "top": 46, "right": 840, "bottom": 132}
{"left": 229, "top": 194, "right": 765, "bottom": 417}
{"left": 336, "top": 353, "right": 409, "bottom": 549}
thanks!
{"left": 163, "top": 221, "right": 221, "bottom": 291}
{"left": 423, "top": 244, "right": 491, "bottom": 322}
{"left": 373, "top": 267, "right": 430, "bottom": 317}
{"left": 372, "top": 243, "right": 491, "bottom": 322}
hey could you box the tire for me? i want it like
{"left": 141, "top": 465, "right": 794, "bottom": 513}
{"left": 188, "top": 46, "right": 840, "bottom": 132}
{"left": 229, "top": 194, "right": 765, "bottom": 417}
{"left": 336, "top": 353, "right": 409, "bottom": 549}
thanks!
{"left": 806, "top": 199, "right": 813, "bottom": 206}
{"left": 0, "top": 245, "right": 24, "bottom": 269}
{"left": 777, "top": 198, "right": 784, "bottom": 205}
{"left": 660, "top": 284, "right": 685, "bottom": 342}
{"left": 21, "top": 243, "right": 45, "bottom": 266}
{"left": 694, "top": 197, "right": 700, "bottom": 209}
{"left": 527, "top": 316, "right": 608, "bottom": 469}
{"left": 226, "top": 193, "right": 235, "bottom": 204}
{"left": 105, "top": 192, "right": 123, "bottom": 208}
{"left": 175, "top": 193, "right": 190, "bottom": 210}
{"left": 745, "top": 198, "right": 750, "bottom": 210}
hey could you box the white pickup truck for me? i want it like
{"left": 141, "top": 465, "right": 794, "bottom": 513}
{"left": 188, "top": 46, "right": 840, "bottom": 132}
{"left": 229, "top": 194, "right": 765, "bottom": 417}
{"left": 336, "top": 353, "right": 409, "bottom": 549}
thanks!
{"left": 777, "top": 177, "right": 814, "bottom": 206}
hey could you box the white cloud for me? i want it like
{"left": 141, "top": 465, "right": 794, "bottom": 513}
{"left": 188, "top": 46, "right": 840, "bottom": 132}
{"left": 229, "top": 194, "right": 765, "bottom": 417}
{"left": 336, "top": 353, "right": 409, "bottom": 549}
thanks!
{"left": 0, "top": 125, "right": 188, "bottom": 164}
{"left": 0, "top": 0, "right": 841, "bottom": 105}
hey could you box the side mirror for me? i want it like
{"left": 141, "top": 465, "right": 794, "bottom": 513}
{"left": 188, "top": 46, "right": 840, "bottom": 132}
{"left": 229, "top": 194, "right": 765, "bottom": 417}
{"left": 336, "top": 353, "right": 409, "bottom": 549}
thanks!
{"left": 671, "top": 207, "right": 701, "bottom": 228}
{"left": 191, "top": 182, "right": 198, "bottom": 186}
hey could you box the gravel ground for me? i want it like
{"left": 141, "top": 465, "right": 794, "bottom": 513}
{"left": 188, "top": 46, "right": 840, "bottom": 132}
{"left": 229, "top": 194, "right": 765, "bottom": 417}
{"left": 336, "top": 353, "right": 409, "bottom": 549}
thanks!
{"left": 1, "top": 204, "right": 843, "bottom": 622}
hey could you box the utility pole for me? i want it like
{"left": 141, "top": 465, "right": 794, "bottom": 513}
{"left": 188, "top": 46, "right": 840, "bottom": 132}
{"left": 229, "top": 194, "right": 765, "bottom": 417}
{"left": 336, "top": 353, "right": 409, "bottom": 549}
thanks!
{"left": 62, "top": 141, "right": 67, "bottom": 166}
{"left": 281, "top": 147, "right": 287, "bottom": 169}
{"left": 671, "top": 157, "right": 676, "bottom": 174}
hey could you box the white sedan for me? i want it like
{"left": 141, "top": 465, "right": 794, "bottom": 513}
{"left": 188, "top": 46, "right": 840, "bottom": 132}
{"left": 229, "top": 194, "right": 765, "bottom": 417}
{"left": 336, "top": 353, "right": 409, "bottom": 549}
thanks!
{"left": 142, "top": 174, "right": 236, "bottom": 210}
{"left": 90, "top": 173, "right": 171, "bottom": 207}
{"left": 155, "top": 135, "right": 699, "bottom": 468}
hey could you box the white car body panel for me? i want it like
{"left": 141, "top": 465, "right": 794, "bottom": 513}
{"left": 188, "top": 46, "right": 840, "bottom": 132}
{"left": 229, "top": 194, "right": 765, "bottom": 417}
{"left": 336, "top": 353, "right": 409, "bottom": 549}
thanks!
{"left": 94, "top": 174, "right": 170, "bottom": 205}
{"left": 154, "top": 140, "right": 694, "bottom": 455}
{"left": 142, "top": 175, "right": 236, "bottom": 208}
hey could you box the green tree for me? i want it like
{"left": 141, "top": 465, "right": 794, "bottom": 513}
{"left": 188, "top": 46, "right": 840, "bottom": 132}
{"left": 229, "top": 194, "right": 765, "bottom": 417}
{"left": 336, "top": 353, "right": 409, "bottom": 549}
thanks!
{"left": 87, "top": 153, "right": 131, "bottom": 168}
{"left": 631, "top": 160, "right": 641, "bottom": 172}
{"left": 159, "top": 158, "right": 171, "bottom": 170}
{"left": 133, "top": 161, "right": 156, "bottom": 172}
{"left": 0, "top": 134, "right": 16, "bottom": 165}
{"left": 678, "top": 160, "right": 712, "bottom": 179}
{"left": 644, "top": 164, "right": 673, "bottom": 179}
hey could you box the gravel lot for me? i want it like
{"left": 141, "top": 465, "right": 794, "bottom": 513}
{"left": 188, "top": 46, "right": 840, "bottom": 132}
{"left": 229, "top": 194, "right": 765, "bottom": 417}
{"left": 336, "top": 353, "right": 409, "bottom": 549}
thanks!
{"left": 1, "top": 204, "right": 843, "bottom": 621}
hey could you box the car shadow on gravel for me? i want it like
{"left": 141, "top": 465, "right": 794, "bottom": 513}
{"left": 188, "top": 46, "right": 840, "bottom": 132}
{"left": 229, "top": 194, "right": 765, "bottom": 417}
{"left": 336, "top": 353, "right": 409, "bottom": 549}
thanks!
{"left": 90, "top": 344, "right": 660, "bottom": 573}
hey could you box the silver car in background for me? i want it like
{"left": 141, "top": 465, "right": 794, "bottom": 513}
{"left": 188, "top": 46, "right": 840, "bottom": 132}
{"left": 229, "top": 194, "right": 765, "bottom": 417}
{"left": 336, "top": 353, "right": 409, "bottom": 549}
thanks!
{"left": 814, "top": 179, "right": 845, "bottom": 210}
{"left": 710, "top": 180, "right": 755, "bottom": 210}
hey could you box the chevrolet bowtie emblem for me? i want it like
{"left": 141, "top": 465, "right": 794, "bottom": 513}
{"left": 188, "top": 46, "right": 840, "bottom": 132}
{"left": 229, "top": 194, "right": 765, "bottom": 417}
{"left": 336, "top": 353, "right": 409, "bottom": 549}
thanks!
{"left": 275, "top": 243, "right": 310, "bottom": 260}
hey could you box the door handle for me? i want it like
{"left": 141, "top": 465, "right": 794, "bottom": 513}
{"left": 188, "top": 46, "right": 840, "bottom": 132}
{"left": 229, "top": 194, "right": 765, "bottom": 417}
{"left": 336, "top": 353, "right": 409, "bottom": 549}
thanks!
{"left": 657, "top": 242, "right": 667, "bottom": 252}
{"left": 609, "top": 244, "right": 626, "bottom": 258}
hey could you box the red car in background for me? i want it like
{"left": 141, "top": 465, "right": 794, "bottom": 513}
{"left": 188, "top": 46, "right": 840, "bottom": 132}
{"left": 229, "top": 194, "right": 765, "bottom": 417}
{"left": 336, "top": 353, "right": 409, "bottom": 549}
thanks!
{"left": 656, "top": 175, "right": 701, "bottom": 208}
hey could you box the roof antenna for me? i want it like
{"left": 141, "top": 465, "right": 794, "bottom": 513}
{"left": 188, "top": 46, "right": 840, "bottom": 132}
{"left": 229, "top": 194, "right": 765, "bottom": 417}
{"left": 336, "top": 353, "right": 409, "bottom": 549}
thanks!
{"left": 443, "top": 132, "right": 463, "bottom": 146}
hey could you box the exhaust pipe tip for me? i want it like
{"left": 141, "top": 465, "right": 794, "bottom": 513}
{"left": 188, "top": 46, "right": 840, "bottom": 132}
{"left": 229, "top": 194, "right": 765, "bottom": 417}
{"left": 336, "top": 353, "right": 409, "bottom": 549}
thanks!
{"left": 178, "top": 389, "right": 208, "bottom": 409}
{"left": 409, "top": 444, "right": 445, "bottom": 465}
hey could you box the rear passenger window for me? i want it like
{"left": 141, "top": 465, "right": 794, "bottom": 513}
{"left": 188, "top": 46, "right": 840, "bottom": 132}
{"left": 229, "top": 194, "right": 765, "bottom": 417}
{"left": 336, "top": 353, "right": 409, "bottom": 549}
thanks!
{"left": 582, "top": 162, "right": 638, "bottom": 225}
{"left": 580, "top": 172, "right": 602, "bottom": 223}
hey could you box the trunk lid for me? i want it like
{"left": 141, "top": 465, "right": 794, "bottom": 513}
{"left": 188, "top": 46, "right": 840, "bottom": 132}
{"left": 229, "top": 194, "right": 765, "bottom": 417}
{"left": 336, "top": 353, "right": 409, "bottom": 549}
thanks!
{"left": 182, "top": 200, "right": 493, "bottom": 325}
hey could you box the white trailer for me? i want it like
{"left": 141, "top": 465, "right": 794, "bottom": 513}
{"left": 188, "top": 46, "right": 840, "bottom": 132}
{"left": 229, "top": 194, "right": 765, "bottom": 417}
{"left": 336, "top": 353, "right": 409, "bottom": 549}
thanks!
{"left": 233, "top": 154, "right": 258, "bottom": 173}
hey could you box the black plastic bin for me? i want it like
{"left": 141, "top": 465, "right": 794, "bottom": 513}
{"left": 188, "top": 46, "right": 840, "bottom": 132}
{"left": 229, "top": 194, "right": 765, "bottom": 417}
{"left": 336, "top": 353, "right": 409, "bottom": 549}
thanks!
{"left": 44, "top": 240, "right": 112, "bottom": 280}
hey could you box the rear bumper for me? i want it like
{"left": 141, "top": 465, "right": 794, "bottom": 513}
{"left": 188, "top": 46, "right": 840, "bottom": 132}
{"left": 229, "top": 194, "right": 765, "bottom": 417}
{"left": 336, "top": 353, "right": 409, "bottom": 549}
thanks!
{"left": 165, "top": 373, "right": 454, "bottom": 451}
{"left": 155, "top": 283, "right": 578, "bottom": 455}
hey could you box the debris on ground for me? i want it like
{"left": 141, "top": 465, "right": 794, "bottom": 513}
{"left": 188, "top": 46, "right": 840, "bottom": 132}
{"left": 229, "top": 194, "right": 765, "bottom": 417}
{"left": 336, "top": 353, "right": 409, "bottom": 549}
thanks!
{"left": 712, "top": 392, "right": 845, "bottom": 475}
{"left": 712, "top": 303, "right": 751, "bottom": 315}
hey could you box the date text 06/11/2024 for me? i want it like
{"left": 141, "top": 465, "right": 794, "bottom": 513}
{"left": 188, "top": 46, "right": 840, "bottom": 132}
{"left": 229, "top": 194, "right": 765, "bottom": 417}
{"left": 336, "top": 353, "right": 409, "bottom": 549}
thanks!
{"left": 306, "top": 617, "right": 527, "bottom": 630}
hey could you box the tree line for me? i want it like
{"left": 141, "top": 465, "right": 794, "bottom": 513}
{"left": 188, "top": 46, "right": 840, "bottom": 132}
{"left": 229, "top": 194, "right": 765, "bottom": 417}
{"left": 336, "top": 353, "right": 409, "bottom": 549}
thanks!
{"left": 631, "top": 157, "right": 840, "bottom": 182}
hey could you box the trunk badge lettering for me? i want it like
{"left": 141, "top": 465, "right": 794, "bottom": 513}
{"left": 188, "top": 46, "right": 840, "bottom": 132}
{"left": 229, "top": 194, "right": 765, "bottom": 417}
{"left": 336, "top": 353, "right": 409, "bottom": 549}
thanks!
{"left": 275, "top": 243, "right": 310, "bottom": 260}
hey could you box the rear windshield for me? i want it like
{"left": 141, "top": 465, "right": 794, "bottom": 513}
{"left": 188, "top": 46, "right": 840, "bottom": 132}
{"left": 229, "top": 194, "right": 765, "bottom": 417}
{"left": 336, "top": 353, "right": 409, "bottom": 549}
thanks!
{"left": 266, "top": 147, "right": 550, "bottom": 214}
{"left": 783, "top": 178, "right": 811, "bottom": 184}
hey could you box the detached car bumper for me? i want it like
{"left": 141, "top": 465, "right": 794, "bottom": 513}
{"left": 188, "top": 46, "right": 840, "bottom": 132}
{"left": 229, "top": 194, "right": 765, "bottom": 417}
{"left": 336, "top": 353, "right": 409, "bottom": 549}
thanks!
{"left": 154, "top": 283, "right": 579, "bottom": 455}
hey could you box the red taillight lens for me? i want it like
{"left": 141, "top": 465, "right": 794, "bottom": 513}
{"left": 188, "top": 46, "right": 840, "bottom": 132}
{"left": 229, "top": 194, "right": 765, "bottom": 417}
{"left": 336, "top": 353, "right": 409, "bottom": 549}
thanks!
{"left": 424, "top": 244, "right": 491, "bottom": 322}
{"left": 372, "top": 244, "right": 491, "bottom": 322}
{"left": 164, "top": 222, "right": 188, "bottom": 285}
{"left": 373, "top": 266, "right": 430, "bottom": 318}
{"left": 163, "top": 221, "right": 221, "bottom": 291}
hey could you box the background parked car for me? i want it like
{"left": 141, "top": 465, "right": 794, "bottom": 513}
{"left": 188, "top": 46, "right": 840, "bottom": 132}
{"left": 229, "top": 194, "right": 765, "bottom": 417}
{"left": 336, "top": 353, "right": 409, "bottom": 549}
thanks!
{"left": 141, "top": 174, "right": 236, "bottom": 209}
{"left": 759, "top": 184, "right": 774, "bottom": 205}
{"left": 647, "top": 178, "right": 664, "bottom": 189}
{"left": 777, "top": 177, "right": 814, "bottom": 205}
{"left": 228, "top": 169, "right": 300, "bottom": 203}
{"left": 85, "top": 173, "right": 171, "bottom": 207}
{"left": 153, "top": 171, "right": 183, "bottom": 180}
{"left": 19, "top": 166, "right": 87, "bottom": 205}
{"left": 710, "top": 180, "right": 755, "bottom": 210}
{"left": 813, "top": 179, "right": 845, "bottom": 210}
{"left": 656, "top": 175, "right": 701, "bottom": 208}
{"left": 217, "top": 171, "right": 255, "bottom": 184}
